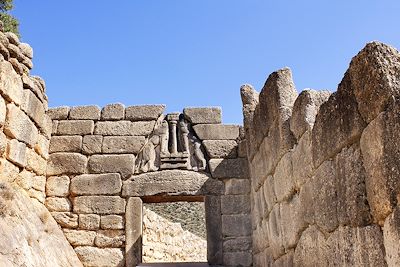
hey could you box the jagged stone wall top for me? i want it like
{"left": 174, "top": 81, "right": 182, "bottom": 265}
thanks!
{"left": 243, "top": 41, "right": 400, "bottom": 266}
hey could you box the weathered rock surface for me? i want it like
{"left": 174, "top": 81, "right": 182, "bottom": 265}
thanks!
{"left": 0, "top": 182, "right": 82, "bottom": 267}
{"left": 183, "top": 107, "right": 222, "bottom": 124}
{"left": 122, "top": 170, "right": 223, "bottom": 196}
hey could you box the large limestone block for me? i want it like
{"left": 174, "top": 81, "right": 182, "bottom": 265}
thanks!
{"left": 122, "top": 170, "right": 223, "bottom": 196}
{"left": 183, "top": 107, "right": 222, "bottom": 124}
{"left": 101, "top": 103, "right": 125, "bottom": 120}
{"left": 57, "top": 120, "right": 95, "bottom": 135}
{"left": 94, "top": 121, "right": 155, "bottom": 136}
{"left": 209, "top": 158, "right": 249, "bottom": 179}
{"left": 4, "top": 103, "right": 38, "bottom": 147}
{"left": 21, "top": 89, "right": 45, "bottom": 127}
{"left": 69, "top": 105, "right": 101, "bottom": 120}
{"left": 63, "top": 229, "right": 96, "bottom": 246}
{"left": 294, "top": 225, "right": 386, "bottom": 267}
{"left": 47, "top": 106, "right": 70, "bottom": 120}
{"left": 193, "top": 124, "right": 240, "bottom": 140}
{"left": 102, "top": 136, "right": 145, "bottom": 154}
{"left": 249, "top": 141, "right": 269, "bottom": 190}
{"left": 70, "top": 173, "right": 122, "bottom": 195}
{"left": 280, "top": 195, "right": 307, "bottom": 250}
{"left": 240, "top": 83, "right": 259, "bottom": 135}
{"left": 74, "top": 246, "right": 124, "bottom": 267}
{"left": 267, "top": 204, "right": 285, "bottom": 259}
{"left": 290, "top": 89, "right": 330, "bottom": 140}
{"left": 46, "top": 176, "right": 70, "bottom": 197}
{"left": 34, "top": 134, "right": 49, "bottom": 159}
{"left": 82, "top": 135, "right": 102, "bottom": 154}
{"left": 47, "top": 152, "right": 88, "bottom": 176}
{"left": 273, "top": 151, "right": 294, "bottom": 202}
{"left": 222, "top": 214, "right": 251, "bottom": 237}
{"left": 79, "top": 214, "right": 100, "bottom": 230}
{"left": 88, "top": 154, "right": 135, "bottom": 179}
{"left": 0, "top": 182, "right": 83, "bottom": 267}
{"left": 349, "top": 42, "right": 400, "bottom": 123}
{"left": 26, "top": 148, "right": 47, "bottom": 175}
{"left": 51, "top": 212, "right": 78, "bottom": 228}
{"left": 49, "top": 135, "right": 82, "bottom": 153}
{"left": 224, "top": 179, "right": 250, "bottom": 195}
{"left": 223, "top": 236, "right": 252, "bottom": 252}
{"left": 19, "top": 42, "right": 33, "bottom": 58}
{"left": 383, "top": 207, "right": 400, "bottom": 266}
{"left": 263, "top": 175, "right": 277, "bottom": 214}
{"left": 101, "top": 215, "right": 124, "bottom": 230}
{"left": 221, "top": 195, "right": 250, "bottom": 215}
{"left": 6, "top": 139, "right": 26, "bottom": 167}
{"left": 223, "top": 252, "right": 252, "bottom": 267}
{"left": 292, "top": 130, "right": 313, "bottom": 188}
{"left": 247, "top": 68, "right": 297, "bottom": 161}
{"left": 203, "top": 140, "right": 237, "bottom": 158}
{"left": 95, "top": 230, "right": 125, "bottom": 248}
{"left": 45, "top": 197, "right": 72, "bottom": 212}
{"left": 73, "top": 196, "right": 126, "bottom": 214}
{"left": 312, "top": 73, "right": 366, "bottom": 168}
{"left": 360, "top": 100, "right": 400, "bottom": 225}
{"left": 0, "top": 60, "right": 23, "bottom": 105}
{"left": 125, "top": 104, "right": 165, "bottom": 121}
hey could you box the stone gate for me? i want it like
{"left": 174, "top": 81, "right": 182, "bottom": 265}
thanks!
{"left": 45, "top": 105, "right": 252, "bottom": 266}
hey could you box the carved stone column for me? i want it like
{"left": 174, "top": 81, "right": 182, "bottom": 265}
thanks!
{"left": 167, "top": 113, "right": 180, "bottom": 155}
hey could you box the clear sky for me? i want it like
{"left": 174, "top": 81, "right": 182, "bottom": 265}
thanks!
{"left": 12, "top": 1, "right": 400, "bottom": 124}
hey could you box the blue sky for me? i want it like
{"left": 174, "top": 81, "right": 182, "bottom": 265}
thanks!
{"left": 13, "top": 1, "right": 400, "bottom": 124}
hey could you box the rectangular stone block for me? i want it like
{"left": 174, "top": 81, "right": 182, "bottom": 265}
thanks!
{"left": 125, "top": 197, "right": 143, "bottom": 267}
{"left": 223, "top": 251, "right": 252, "bottom": 267}
{"left": 46, "top": 175, "right": 70, "bottom": 197}
{"left": 70, "top": 173, "right": 122, "bottom": 195}
{"left": 0, "top": 60, "right": 23, "bottom": 105}
{"left": 101, "top": 215, "right": 124, "bottom": 230}
{"left": 4, "top": 103, "right": 38, "bottom": 147}
{"left": 224, "top": 179, "right": 250, "bottom": 195}
{"left": 73, "top": 196, "right": 126, "bottom": 214}
{"left": 209, "top": 158, "right": 249, "bottom": 179}
{"left": 101, "top": 103, "right": 125, "bottom": 120}
{"left": 47, "top": 106, "right": 69, "bottom": 120}
{"left": 125, "top": 105, "right": 165, "bottom": 121}
{"left": 88, "top": 154, "right": 135, "bottom": 179}
{"left": 34, "top": 134, "right": 49, "bottom": 159}
{"left": 193, "top": 124, "right": 240, "bottom": 140}
{"left": 79, "top": 214, "right": 100, "bottom": 230}
{"left": 102, "top": 136, "right": 145, "bottom": 154}
{"left": 47, "top": 152, "right": 88, "bottom": 176}
{"left": 45, "top": 197, "right": 72, "bottom": 212}
{"left": 57, "top": 120, "right": 94, "bottom": 135}
{"left": 203, "top": 140, "right": 238, "bottom": 159}
{"left": 49, "top": 135, "right": 82, "bottom": 153}
{"left": 74, "top": 247, "right": 124, "bottom": 267}
{"left": 222, "top": 214, "right": 252, "bottom": 237}
{"left": 6, "top": 139, "right": 27, "bottom": 167}
{"left": 221, "top": 195, "right": 251, "bottom": 215}
{"left": 183, "top": 107, "right": 222, "bottom": 124}
{"left": 69, "top": 105, "right": 101, "bottom": 120}
{"left": 26, "top": 148, "right": 47, "bottom": 175}
{"left": 223, "top": 236, "right": 252, "bottom": 252}
{"left": 205, "top": 195, "right": 223, "bottom": 265}
{"left": 51, "top": 212, "right": 78, "bottom": 228}
{"left": 63, "top": 229, "right": 96, "bottom": 246}
{"left": 82, "top": 135, "right": 102, "bottom": 155}
{"left": 94, "top": 121, "right": 155, "bottom": 136}
{"left": 95, "top": 230, "right": 125, "bottom": 248}
{"left": 21, "top": 89, "right": 45, "bottom": 127}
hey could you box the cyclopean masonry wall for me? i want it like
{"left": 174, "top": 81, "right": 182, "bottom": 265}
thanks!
{"left": 242, "top": 41, "right": 400, "bottom": 267}
{"left": 0, "top": 27, "right": 82, "bottom": 266}
{"left": 46, "top": 104, "right": 252, "bottom": 267}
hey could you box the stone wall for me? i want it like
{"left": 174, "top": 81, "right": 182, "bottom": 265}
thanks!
{"left": 46, "top": 105, "right": 253, "bottom": 266}
{"left": 242, "top": 41, "right": 400, "bottom": 266}
{"left": 0, "top": 28, "right": 82, "bottom": 266}
{"left": 142, "top": 206, "right": 207, "bottom": 262}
